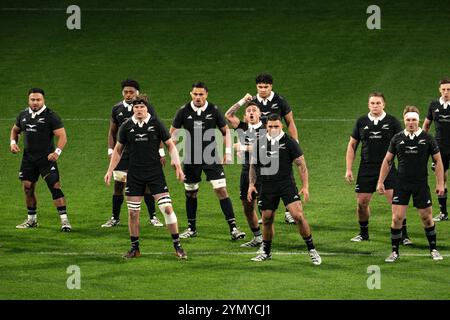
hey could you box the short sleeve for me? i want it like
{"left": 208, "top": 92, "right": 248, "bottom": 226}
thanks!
{"left": 50, "top": 112, "right": 64, "bottom": 130}
{"left": 388, "top": 136, "right": 397, "bottom": 154}
{"left": 158, "top": 119, "right": 171, "bottom": 142}
{"left": 215, "top": 106, "right": 227, "bottom": 128}
{"left": 172, "top": 108, "right": 184, "bottom": 129}
{"left": 118, "top": 123, "right": 128, "bottom": 145}
{"left": 429, "top": 136, "right": 440, "bottom": 155}
{"left": 393, "top": 117, "right": 403, "bottom": 134}
{"left": 426, "top": 102, "right": 434, "bottom": 121}
{"left": 351, "top": 120, "right": 361, "bottom": 141}
{"left": 15, "top": 113, "right": 21, "bottom": 127}
{"left": 280, "top": 98, "right": 292, "bottom": 117}
{"left": 289, "top": 138, "right": 303, "bottom": 160}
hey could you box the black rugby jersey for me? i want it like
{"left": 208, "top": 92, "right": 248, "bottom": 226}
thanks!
{"left": 251, "top": 92, "right": 292, "bottom": 124}
{"left": 426, "top": 99, "right": 450, "bottom": 149}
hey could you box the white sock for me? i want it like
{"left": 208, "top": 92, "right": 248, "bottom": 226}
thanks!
{"left": 60, "top": 214, "right": 68, "bottom": 221}
{"left": 28, "top": 215, "right": 36, "bottom": 221}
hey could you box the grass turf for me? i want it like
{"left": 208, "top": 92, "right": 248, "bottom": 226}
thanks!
{"left": 0, "top": 0, "right": 449, "bottom": 299}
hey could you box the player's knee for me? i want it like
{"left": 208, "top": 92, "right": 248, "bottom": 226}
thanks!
{"left": 214, "top": 187, "right": 228, "bottom": 199}
{"left": 262, "top": 215, "right": 274, "bottom": 225}
{"left": 157, "top": 195, "right": 172, "bottom": 214}
{"left": 44, "top": 173, "right": 64, "bottom": 200}
{"left": 357, "top": 199, "right": 370, "bottom": 209}
{"left": 127, "top": 201, "right": 141, "bottom": 216}
{"left": 23, "top": 182, "right": 35, "bottom": 195}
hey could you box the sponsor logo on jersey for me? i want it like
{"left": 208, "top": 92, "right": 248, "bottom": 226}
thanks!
{"left": 267, "top": 151, "right": 278, "bottom": 156}
{"left": 26, "top": 124, "right": 38, "bottom": 132}
{"left": 405, "top": 146, "right": 418, "bottom": 154}
{"left": 438, "top": 114, "right": 450, "bottom": 122}
{"left": 369, "top": 131, "right": 382, "bottom": 139}
{"left": 194, "top": 121, "right": 204, "bottom": 129}
{"left": 135, "top": 133, "right": 148, "bottom": 141}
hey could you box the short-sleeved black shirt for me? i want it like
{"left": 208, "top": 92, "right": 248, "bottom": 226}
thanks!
{"left": 388, "top": 130, "right": 440, "bottom": 184}
{"left": 236, "top": 121, "right": 265, "bottom": 172}
{"left": 172, "top": 101, "right": 227, "bottom": 164}
{"left": 251, "top": 133, "right": 303, "bottom": 183}
{"left": 351, "top": 113, "right": 402, "bottom": 165}
{"left": 118, "top": 116, "right": 170, "bottom": 172}
{"left": 251, "top": 92, "right": 292, "bottom": 124}
{"left": 15, "top": 106, "right": 64, "bottom": 161}
{"left": 426, "top": 100, "right": 450, "bottom": 149}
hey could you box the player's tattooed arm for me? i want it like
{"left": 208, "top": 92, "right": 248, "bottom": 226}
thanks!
{"left": 224, "top": 94, "right": 252, "bottom": 129}
{"left": 249, "top": 164, "right": 257, "bottom": 186}
{"left": 295, "top": 155, "right": 309, "bottom": 202}
{"left": 247, "top": 164, "right": 258, "bottom": 202}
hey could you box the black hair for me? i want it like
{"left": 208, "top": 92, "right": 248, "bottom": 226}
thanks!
{"left": 191, "top": 82, "right": 208, "bottom": 92}
{"left": 121, "top": 79, "right": 140, "bottom": 91}
{"left": 267, "top": 113, "right": 281, "bottom": 122}
{"left": 255, "top": 73, "right": 273, "bottom": 84}
{"left": 28, "top": 88, "right": 45, "bottom": 96}
{"left": 131, "top": 94, "right": 149, "bottom": 107}
{"left": 439, "top": 78, "right": 450, "bottom": 86}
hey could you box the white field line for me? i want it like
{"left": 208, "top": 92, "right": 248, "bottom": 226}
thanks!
{"left": 1, "top": 7, "right": 256, "bottom": 12}
{"left": 31, "top": 251, "right": 450, "bottom": 257}
{"left": 0, "top": 118, "right": 354, "bottom": 122}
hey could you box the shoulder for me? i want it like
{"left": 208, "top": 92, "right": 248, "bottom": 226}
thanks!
{"left": 46, "top": 108, "right": 60, "bottom": 117}
{"left": 237, "top": 121, "right": 248, "bottom": 130}
{"left": 112, "top": 101, "right": 123, "bottom": 111}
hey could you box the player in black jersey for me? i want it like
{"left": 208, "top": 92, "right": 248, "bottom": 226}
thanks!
{"left": 102, "top": 79, "right": 164, "bottom": 228}
{"left": 105, "top": 95, "right": 187, "bottom": 259}
{"left": 247, "top": 113, "right": 321, "bottom": 265}
{"left": 378, "top": 106, "right": 445, "bottom": 262}
{"left": 251, "top": 73, "right": 299, "bottom": 225}
{"left": 225, "top": 95, "right": 265, "bottom": 247}
{"left": 170, "top": 82, "right": 246, "bottom": 241}
{"left": 10, "top": 88, "right": 71, "bottom": 231}
{"left": 345, "top": 92, "right": 412, "bottom": 244}
{"left": 423, "top": 78, "right": 450, "bottom": 222}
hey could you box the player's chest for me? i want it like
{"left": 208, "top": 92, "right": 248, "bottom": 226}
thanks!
{"left": 432, "top": 108, "right": 450, "bottom": 124}
{"left": 184, "top": 112, "right": 217, "bottom": 130}
{"left": 259, "top": 101, "right": 280, "bottom": 117}
{"left": 20, "top": 116, "right": 50, "bottom": 133}
{"left": 360, "top": 122, "right": 393, "bottom": 141}
{"left": 127, "top": 126, "right": 159, "bottom": 143}
{"left": 116, "top": 109, "right": 133, "bottom": 125}
{"left": 397, "top": 138, "right": 428, "bottom": 155}
{"left": 241, "top": 128, "right": 262, "bottom": 145}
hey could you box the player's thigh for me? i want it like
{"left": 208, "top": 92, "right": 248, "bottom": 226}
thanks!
{"left": 259, "top": 184, "right": 280, "bottom": 212}
{"left": 183, "top": 163, "right": 202, "bottom": 185}
{"left": 355, "top": 172, "right": 378, "bottom": 194}
{"left": 146, "top": 172, "right": 169, "bottom": 195}
{"left": 19, "top": 157, "right": 40, "bottom": 183}
{"left": 392, "top": 183, "right": 412, "bottom": 206}
{"left": 125, "top": 172, "right": 147, "bottom": 197}
{"left": 280, "top": 182, "right": 301, "bottom": 208}
{"left": 412, "top": 184, "right": 432, "bottom": 209}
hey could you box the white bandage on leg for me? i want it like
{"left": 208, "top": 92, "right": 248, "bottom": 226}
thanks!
{"left": 127, "top": 201, "right": 141, "bottom": 211}
{"left": 157, "top": 196, "right": 177, "bottom": 224}
{"left": 184, "top": 183, "right": 200, "bottom": 191}
{"left": 113, "top": 170, "right": 127, "bottom": 182}
{"left": 210, "top": 178, "right": 226, "bottom": 189}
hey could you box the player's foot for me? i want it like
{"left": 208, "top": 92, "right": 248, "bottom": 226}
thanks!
{"left": 430, "top": 249, "right": 443, "bottom": 261}
{"left": 16, "top": 219, "right": 38, "bottom": 229}
{"left": 251, "top": 252, "right": 272, "bottom": 262}
{"left": 180, "top": 228, "right": 197, "bottom": 239}
{"left": 149, "top": 216, "right": 164, "bottom": 227}
{"left": 101, "top": 217, "right": 120, "bottom": 228}
{"left": 284, "top": 211, "right": 296, "bottom": 224}
{"left": 385, "top": 251, "right": 400, "bottom": 263}
{"left": 240, "top": 236, "right": 263, "bottom": 248}
{"left": 350, "top": 234, "right": 369, "bottom": 242}
{"left": 309, "top": 249, "right": 322, "bottom": 266}
{"left": 123, "top": 248, "right": 141, "bottom": 259}
{"left": 402, "top": 237, "right": 413, "bottom": 246}
{"left": 61, "top": 219, "right": 72, "bottom": 232}
{"left": 432, "top": 212, "right": 448, "bottom": 222}
{"left": 175, "top": 246, "right": 187, "bottom": 260}
{"left": 230, "top": 227, "right": 246, "bottom": 240}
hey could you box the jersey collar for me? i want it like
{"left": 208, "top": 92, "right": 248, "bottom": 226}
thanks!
{"left": 404, "top": 128, "right": 422, "bottom": 140}
{"left": 439, "top": 97, "right": 450, "bottom": 109}
{"left": 131, "top": 114, "right": 151, "bottom": 127}
{"left": 266, "top": 131, "right": 285, "bottom": 144}
{"left": 256, "top": 91, "right": 275, "bottom": 105}
{"left": 248, "top": 121, "right": 263, "bottom": 131}
{"left": 190, "top": 101, "right": 208, "bottom": 115}
{"left": 368, "top": 111, "right": 386, "bottom": 125}
{"left": 28, "top": 105, "right": 47, "bottom": 118}
{"left": 123, "top": 100, "right": 133, "bottom": 112}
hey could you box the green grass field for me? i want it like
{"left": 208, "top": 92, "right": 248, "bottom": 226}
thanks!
{"left": 0, "top": 0, "right": 449, "bottom": 300}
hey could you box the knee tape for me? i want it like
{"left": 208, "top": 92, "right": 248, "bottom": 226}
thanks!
{"left": 45, "top": 172, "right": 64, "bottom": 200}
{"left": 127, "top": 201, "right": 141, "bottom": 211}
{"left": 184, "top": 183, "right": 199, "bottom": 191}
{"left": 157, "top": 196, "right": 177, "bottom": 224}
{"left": 113, "top": 170, "right": 127, "bottom": 182}
{"left": 210, "top": 178, "right": 226, "bottom": 189}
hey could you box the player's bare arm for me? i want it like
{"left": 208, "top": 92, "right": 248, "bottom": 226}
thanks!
{"left": 104, "top": 142, "right": 124, "bottom": 185}
{"left": 10, "top": 124, "right": 21, "bottom": 153}
{"left": 284, "top": 111, "right": 299, "bottom": 141}
{"left": 224, "top": 93, "right": 252, "bottom": 129}
{"left": 108, "top": 120, "right": 118, "bottom": 157}
{"left": 422, "top": 118, "right": 432, "bottom": 133}
{"left": 345, "top": 137, "right": 358, "bottom": 183}
{"left": 294, "top": 155, "right": 309, "bottom": 203}
{"left": 48, "top": 128, "right": 67, "bottom": 162}
{"left": 432, "top": 152, "right": 445, "bottom": 196}
{"left": 247, "top": 164, "right": 258, "bottom": 202}
{"left": 164, "top": 138, "right": 184, "bottom": 182}
{"left": 377, "top": 151, "right": 394, "bottom": 194}
{"left": 220, "top": 125, "right": 232, "bottom": 164}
